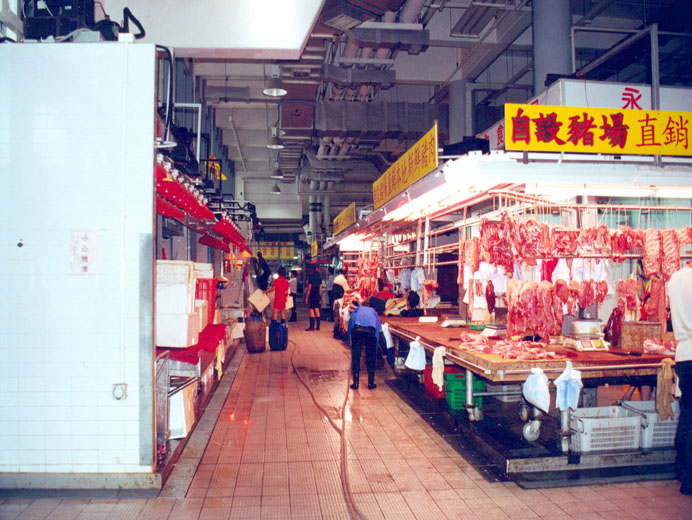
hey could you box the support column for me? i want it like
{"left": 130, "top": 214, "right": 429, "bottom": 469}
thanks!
{"left": 448, "top": 80, "right": 467, "bottom": 144}
{"left": 532, "top": 0, "right": 571, "bottom": 95}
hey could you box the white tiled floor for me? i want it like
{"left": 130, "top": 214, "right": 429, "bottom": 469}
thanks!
{"left": 1, "top": 320, "right": 691, "bottom": 519}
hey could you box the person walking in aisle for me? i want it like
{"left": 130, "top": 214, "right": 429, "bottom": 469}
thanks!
{"left": 348, "top": 299, "right": 382, "bottom": 390}
{"left": 304, "top": 266, "right": 322, "bottom": 330}
{"left": 267, "top": 267, "right": 290, "bottom": 323}
{"left": 288, "top": 270, "right": 298, "bottom": 322}
{"left": 326, "top": 266, "right": 336, "bottom": 322}
{"left": 256, "top": 251, "right": 271, "bottom": 291}
{"left": 669, "top": 261, "right": 692, "bottom": 495}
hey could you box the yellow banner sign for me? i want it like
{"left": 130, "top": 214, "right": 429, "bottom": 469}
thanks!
{"left": 259, "top": 241, "right": 294, "bottom": 260}
{"left": 505, "top": 103, "right": 691, "bottom": 156}
{"left": 333, "top": 202, "right": 356, "bottom": 236}
{"left": 311, "top": 241, "right": 318, "bottom": 257}
{"left": 373, "top": 123, "right": 439, "bottom": 209}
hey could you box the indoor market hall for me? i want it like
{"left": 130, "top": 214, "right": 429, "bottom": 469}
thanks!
{"left": 2, "top": 316, "right": 689, "bottom": 520}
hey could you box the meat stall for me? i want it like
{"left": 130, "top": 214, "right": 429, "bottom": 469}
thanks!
{"left": 335, "top": 149, "right": 692, "bottom": 483}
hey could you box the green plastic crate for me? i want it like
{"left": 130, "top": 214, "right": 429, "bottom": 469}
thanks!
{"left": 444, "top": 373, "right": 484, "bottom": 411}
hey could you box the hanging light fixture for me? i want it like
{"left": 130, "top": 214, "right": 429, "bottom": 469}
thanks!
{"left": 267, "top": 126, "right": 284, "bottom": 149}
{"left": 270, "top": 182, "right": 281, "bottom": 194}
{"left": 263, "top": 64, "right": 287, "bottom": 97}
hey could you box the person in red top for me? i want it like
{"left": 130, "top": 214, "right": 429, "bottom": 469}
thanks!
{"left": 268, "top": 267, "right": 290, "bottom": 322}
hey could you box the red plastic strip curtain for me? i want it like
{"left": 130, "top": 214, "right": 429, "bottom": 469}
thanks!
{"left": 199, "top": 234, "right": 230, "bottom": 252}
{"left": 156, "top": 195, "right": 186, "bottom": 220}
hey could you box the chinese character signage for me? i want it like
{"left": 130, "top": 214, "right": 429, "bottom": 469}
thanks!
{"left": 505, "top": 103, "right": 691, "bottom": 156}
{"left": 311, "top": 241, "right": 318, "bottom": 258}
{"left": 333, "top": 202, "right": 356, "bottom": 236}
{"left": 70, "top": 230, "right": 100, "bottom": 275}
{"left": 373, "top": 123, "right": 439, "bottom": 209}
{"left": 259, "top": 241, "right": 294, "bottom": 260}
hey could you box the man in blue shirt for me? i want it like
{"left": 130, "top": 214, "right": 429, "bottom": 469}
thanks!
{"left": 348, "top": 300, "right": 382, "bottom": 390}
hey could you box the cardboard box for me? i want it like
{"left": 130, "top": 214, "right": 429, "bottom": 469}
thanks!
{"left": 157, "top": 312, "right": 199, "bottom": 348}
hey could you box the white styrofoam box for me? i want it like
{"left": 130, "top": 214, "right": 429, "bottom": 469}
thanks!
{"left": 196, "top": 300, "right": 209, "bottom": 333}
{"left": 194, "top": 262, "right": 214, "bottom": 279}
{"left": 157, "top": 260, "right": 196, "bottom": 285}
{"left": 231, "top": 323, "right": 245, "bottom": 340}
{"left": 157, "top": 282, "right": 195, "bottom": 314}
{"left": 214, "top": 309, "right": 222, "bottom": 325}
{"left": 156, "top": 312, "right": 200, "bottom": 348}
{"left": 168, "top": 380, "right": 198, "bottom": 440}
{"left": 622, "top": 400, "right": 680, "bottom": 449}
{"left": 570, "top": 406, "right": 641, "bottom": 453}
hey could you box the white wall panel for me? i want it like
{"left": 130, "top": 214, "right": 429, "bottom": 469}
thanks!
{"left": 0, "top": 43, "right": 155, "bottom": 479}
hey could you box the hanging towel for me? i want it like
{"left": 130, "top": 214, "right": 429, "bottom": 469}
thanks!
{"left": 656, "top": 358, "right": 676, "bottom": 421}
{"left": 554, "top": 361, "right": 583, "bottom": 411}
{"left": 432, "top": 347, "right": 447, "bottom": 392}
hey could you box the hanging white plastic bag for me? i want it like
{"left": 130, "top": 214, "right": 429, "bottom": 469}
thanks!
{"left": 522, "top": 367, "right": 551, "bottom": 413}
{"left": 554, "top": 361, "right": 583, "bottom": 411}
{"left": 381, "top": 323, "right": 394, "bottom": 350}
{"left": 404, "top": 336, "right": 426, "bottom": 371}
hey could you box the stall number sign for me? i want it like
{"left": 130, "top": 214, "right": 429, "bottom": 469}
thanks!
{"left": 505, "top": 103, "right": 691, "bottom": 156}
{"left": 373, "top": 123, "right": 439, "bottom": 209}
{"left": 70, "top": 230, "right": 100, "bottom": 275}
{"left": 311, "top": 240, "right": 318, "bottom": 258}
{"left": 259, "top": 241, "right": 294, "bottom": 260}
{"left": 333, "top": 202, "right": 356, "bottom": 236}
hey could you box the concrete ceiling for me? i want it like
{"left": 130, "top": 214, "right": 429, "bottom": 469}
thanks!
{"left": 178, "top": 0, "right": 690, "bottom": 236}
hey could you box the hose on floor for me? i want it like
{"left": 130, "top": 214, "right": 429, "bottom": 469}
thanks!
{"left": 289, "top": 339, "right": 367, "bottom": 520}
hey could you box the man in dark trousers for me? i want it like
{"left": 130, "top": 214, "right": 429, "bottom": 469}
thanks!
{"left": 256, "top": 251, "right": 271, "bottom": 291}
{"left": 304, "top": 266, "right": 322, "bottom": 331}
{"left": 347, "top": 299, "right": 382, "bottom": 390}
{"left": 669, "top": 261, "right": 692, "bottom": 495}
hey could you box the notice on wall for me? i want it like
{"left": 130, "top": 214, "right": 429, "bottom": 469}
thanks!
{"left": 70, "top": 230, "right": 100, "bottom": 275}
{"left": 505, "top": 103, "right": 691, "bottom": 156}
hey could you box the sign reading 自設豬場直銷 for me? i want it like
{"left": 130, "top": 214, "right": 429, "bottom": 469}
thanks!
{"left": 504, "top": 103, "right": 691, "bottom": 156}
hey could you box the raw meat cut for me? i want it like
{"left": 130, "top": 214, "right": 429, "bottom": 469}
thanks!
{"left": 643, "top": 229, "right": 662, "bottom": 278}
{"left": 594, "top": 224, "right": 612, "bottom": 255}
{"left": 457, "top": 238, "right": 465, "bottom": 285}
{"left": 617, "top": 278, "right": 638, "bottom": 311}
{"left": 649, "top": 277, "right": 668, "bottom": 335}
{"left": 611, "top": 226, "right": 643, "bottom": 263}
{"left": 464, "top": 237, "right": 481, "bottom": 274}
{"left": 514, "top": 217, "right": 542, "bottom": 266}
{"left": 555, "top": 279, "right": 569, "bottom": 303}
{"left": 422, "top": 279, "right": 438, "bottom": 308}
{"left": 604, "top": 306, "right": 623, "bottom": 345}
{"left": 506, "top": 279, "right": 526, "bottom": 337}
{"left": 577, "top": 227, "right": 597, "bottom": 255}
{"left": 553, "top": 228, "right": 579, "bottom": 255}
{"left": 676, "top": 226, "right": 692, "bottom": 248}
{"left": 485, "top": 280, "right": 496, "bottom": 314}
{"left": 577, "top": 279, "right": 595, "bottom": 309}
{"left": 643, "top": 338, "right": 677, "bottom": 356}
{"left": 480, "top": 213, "right": 514, "bottom": 272}
{"left": 660, "top": 229, "right": 680, "bottom": 282}
{"left": 595, "top": 280, "right": 608, "bottom": 304}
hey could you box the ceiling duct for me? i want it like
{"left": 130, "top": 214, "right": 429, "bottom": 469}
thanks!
{"left": 321, "top": 63, "right": 395, "bottom": 87}
{"left": 349, "top": 20, "right": 429, "bottom": 54}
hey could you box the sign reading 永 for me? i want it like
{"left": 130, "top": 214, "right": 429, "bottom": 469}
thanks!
{"left": 333, "top": 202, "right": 356, "bottom": 236}
{"left": 373, "top": 123, "right": 439, "bottom": 209}
{"left": 505, "top": 104, "right": 690, "bottom": 156}
{"left": 311, "top": 241, "right": 318, "bottom": 258}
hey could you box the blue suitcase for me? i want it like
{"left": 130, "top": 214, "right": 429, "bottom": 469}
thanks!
{"left": 269, "top": 320, "right": 288, "bottom": 351}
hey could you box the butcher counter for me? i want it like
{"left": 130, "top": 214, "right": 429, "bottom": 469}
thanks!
{"left": 382, "top": 315, "right": 676, "bottom": 485}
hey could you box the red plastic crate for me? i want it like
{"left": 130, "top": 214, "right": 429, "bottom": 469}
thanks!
{"left": 424, "top": 365, "right": 463, "bottom": 399}
{"left": 196, "top": 278, "right": 217, "bottom": 325}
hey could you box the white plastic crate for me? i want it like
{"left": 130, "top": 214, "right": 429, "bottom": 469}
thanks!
{"left": 570, "top": 406, "right": 641, "bottom": 452}
{"left": 621, "top": 400, "right": 680, "bottom": 449}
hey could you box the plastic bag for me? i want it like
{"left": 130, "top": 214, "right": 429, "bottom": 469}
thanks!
{"left": 404, "top": 336, "right": 426, "bottom": 371}
{"left": 522, "top": 367, "right": 550, "bottom": 413}
{"left": 381, "top": 323, "right": 393, "bottom": 349}
{"left": 554, "top": 361, "right": 582, "bottom": 411}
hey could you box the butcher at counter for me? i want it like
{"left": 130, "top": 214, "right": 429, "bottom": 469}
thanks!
{"left": 669, "top": 261, "right": 692, "bottom": 495}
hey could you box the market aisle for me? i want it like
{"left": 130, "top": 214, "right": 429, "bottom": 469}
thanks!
{"left": 1, "top": 321, "right": 691, "bottom": 520}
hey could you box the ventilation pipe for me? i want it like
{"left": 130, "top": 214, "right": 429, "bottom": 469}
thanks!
{"left": 309, "top": 180, "right": 319, "bottom": 240}
{"left": 532, "top": 0, "right": 571, "bottom": 94}
{"left": 323, "top": 181, "right": 334, "bottom": 232}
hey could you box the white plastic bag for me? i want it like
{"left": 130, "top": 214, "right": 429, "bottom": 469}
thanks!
{"left": 554, "top": 361, "right": 583, "bottom": 411}
{"left": 522, "top": 367, "right": 551, "bottom": 413}
{"left": 404, "top": 336, "right": 426, "bottom": 371}
{"left": 381, "top": 323, "right": 394, "bottom": 349}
